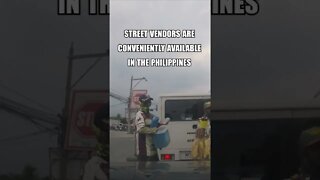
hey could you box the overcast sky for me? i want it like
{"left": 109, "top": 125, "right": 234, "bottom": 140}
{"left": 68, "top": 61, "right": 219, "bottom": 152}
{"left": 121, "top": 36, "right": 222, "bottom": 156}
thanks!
{"left": 1, "top": 0, "right": 320, "bottom": 176}
{"left": 110, "top": 0, "right": 211, "bottom": 116}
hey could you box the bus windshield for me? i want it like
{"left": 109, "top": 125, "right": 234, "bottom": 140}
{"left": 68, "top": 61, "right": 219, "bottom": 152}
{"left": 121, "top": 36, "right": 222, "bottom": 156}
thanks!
{"left": 165, "top": 99, "right": 209, "bottom": 121}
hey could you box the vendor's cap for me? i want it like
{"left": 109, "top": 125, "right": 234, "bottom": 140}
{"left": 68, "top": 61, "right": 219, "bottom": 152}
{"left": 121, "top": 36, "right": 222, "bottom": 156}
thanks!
{"left": 139, "top": 94, "right": 153, "bottom": 103}
{"left": 299, "top": 127, "right": 320, "bottom": 148}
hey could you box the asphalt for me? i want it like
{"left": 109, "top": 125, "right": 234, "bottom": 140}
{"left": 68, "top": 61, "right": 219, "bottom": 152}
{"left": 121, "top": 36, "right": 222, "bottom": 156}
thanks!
{"left": 109, "top": 130, "right": 210, "bottom": 180}
{"left": 110, "top": 130, "right": 135, "bottom": 163}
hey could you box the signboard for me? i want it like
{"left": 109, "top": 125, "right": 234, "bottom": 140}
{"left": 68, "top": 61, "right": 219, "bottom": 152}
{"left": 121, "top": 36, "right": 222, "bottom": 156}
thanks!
{"left": 65, "top": 90, "right": 107, "bottom": 150}
{"left": 130, "top": 90, "right": 147, "bottom": 109}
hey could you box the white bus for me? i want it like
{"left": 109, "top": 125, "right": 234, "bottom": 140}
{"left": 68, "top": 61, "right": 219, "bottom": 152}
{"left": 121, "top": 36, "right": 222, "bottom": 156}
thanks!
{"left": 157, "top": 94, "right": 211, "bottom": 161}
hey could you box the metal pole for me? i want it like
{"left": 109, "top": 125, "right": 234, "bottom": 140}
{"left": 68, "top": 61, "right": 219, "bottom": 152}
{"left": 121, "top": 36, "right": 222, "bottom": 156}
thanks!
{"left": 64, "top": 43, "right": 74, "bottom": 145}
{"left": 128, "top": 76, "right": 133, "bottom": 134}
{"left": 59, "top": 43, "right": 108, "bottom": 180}
{"left": 60, "top": 42, "right": 74, "bottom": 180}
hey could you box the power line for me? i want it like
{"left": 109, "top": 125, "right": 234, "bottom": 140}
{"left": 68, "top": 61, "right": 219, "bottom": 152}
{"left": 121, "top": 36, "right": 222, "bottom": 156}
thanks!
{"left": 110, "top": 91, "right": 129, "bottom": 103}
{"left": 0, "top": 130, "right": 51, "bottom": 143}
{"left": 71, "top": 56, "right": 104, "bottom": 89}
{"left": 0, "top": 96, "right": 60, "bottom": 125}
{"left": 23, "top": 117, "right": 59, "bottom": 134}
{"left": 0, "top": 81, "right": 56, "bottom": 113}
{"left": 110, "top": 102, "right": 127, "bottom": 107}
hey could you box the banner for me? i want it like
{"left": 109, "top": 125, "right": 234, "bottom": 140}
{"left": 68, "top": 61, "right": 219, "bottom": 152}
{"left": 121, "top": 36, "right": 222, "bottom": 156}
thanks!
{"left": 130, "top": 89, "right": 147, "bottom": 109}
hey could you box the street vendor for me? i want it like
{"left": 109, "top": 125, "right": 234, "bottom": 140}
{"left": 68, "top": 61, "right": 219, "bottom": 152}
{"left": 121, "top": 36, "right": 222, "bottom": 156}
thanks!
{"left": 287, "top": 127, "right": 320, "bottom": 180}
{"left": 134, "top": 94, "right": 167, "bottom": 161}
{"left": 191, "top": 101, "right": 211, "bottom": 160}
{"left": 83, "top": 103, "right": 108, "bottom": 180}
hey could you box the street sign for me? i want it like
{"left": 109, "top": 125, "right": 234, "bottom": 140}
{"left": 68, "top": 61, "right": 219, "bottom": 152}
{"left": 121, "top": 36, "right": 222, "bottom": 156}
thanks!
{"left": 75, "top": 102, "right": 104, "bottom": 136}
{"left": 65, "top": 90, "right": 107, "bottom": 150}
{"left": 130, "top": 90, "right": 147, "bottom": 109}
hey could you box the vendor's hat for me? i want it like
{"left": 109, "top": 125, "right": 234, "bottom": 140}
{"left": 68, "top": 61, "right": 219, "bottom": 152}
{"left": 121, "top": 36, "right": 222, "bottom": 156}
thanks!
{"left": 139, "top": 94, "right": 153, "bottom": 103}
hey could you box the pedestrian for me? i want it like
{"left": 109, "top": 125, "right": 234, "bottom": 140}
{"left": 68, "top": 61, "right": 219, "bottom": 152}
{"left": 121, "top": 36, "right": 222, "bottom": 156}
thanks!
{"left": 299, "top": 127, "right": 320, "bottom": 179}
{"left": 83, "top": 103, "right": 108, "bottom": 180}
{"left": 191, "top": 101, "right": 211, "bottom": 160}
{"left": 134, "top": 94, "right": 167, "bottom": 161}
{"left": 287, "top": 127, "right": 320, "bottom": 180}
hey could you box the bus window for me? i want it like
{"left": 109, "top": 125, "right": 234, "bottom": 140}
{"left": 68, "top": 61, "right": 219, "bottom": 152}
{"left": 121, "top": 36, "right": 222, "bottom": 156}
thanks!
{"left": 165, "top": 99, "right": 209, "bottom": 121}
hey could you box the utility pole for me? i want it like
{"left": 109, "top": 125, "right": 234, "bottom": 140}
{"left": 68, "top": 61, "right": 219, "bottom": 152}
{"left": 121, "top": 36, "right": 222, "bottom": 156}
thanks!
{"left": 127, "top": 76, "right": 147, "bottom": 134}
{"left": 127, "top": 76, "right": 133, "bottom": 134}
{"left": 62, "top": 43, "right": 74, "bottom": 144}
{"left": 59, "top": 43, "right": 74, "bottom": 180}
{"left": 60, "top": 43, "right": 108, "bottom": 180}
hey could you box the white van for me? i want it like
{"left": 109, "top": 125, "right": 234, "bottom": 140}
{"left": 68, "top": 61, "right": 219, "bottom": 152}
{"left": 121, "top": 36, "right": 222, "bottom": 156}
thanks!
{"left": 157, "top": 94, "right": 211, "bottom": 161}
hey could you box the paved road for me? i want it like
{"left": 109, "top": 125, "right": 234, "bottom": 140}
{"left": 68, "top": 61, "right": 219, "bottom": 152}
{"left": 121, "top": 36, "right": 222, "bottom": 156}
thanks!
{"left": 110, "top": 130, "right": 135, "bottom": 163}
{"left": 110, "top": 130, "right": 210, "bottom": 180}
{"left": 110, "top": 161, "right": 210, "bottom": 180}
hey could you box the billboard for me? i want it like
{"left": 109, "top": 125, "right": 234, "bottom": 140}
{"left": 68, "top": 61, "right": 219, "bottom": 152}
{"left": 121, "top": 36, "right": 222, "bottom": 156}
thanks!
{"left": 65, "top": 90, "right": 107, "bottom": 150}
{"left": 130, "top": 89, "right": 147, "bottom": 109}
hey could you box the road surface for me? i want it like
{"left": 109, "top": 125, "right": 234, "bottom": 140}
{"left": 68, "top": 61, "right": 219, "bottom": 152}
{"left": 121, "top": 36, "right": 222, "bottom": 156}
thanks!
{"left": 110, "top": 130, "right": 210, "bottom": 180}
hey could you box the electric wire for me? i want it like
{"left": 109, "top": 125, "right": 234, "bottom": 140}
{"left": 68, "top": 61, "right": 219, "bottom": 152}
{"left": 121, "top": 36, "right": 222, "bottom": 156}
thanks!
{"left": 0, "top": 130, "right": 51, "bottom": 143}
{"left": 0, "top": 81, "right": 56, "bottom": 113}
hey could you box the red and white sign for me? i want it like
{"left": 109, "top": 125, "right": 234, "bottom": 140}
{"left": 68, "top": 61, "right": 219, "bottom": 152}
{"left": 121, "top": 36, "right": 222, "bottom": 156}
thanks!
{"left": 130, "top": 90, "right": 147, "bottom": 109}
{"left": 65, "top": 90, "right": 107, "bottom": 150}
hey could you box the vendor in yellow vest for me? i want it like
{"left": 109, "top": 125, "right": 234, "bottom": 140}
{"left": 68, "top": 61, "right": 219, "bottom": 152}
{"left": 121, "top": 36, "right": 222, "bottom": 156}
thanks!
{"left": 191, "top": 101, "right": 211, "bottom": 160}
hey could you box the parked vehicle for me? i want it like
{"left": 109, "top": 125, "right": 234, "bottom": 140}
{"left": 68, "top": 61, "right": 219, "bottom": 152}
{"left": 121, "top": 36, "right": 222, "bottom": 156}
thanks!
{"left": 157, "top": 94, "right": 210, "bottom": 161}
